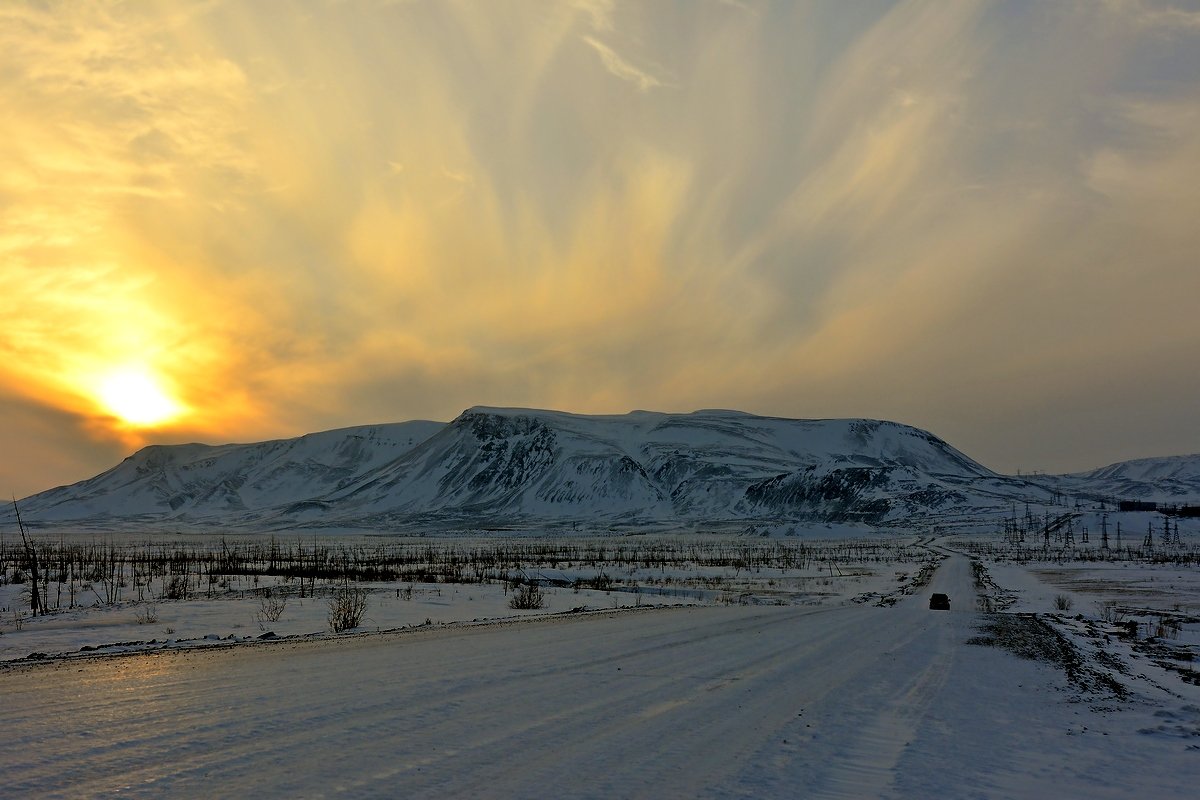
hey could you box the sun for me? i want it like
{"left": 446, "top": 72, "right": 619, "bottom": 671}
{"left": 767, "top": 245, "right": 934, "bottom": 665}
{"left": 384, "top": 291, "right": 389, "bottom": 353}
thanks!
{"left": 97, "top": 368, "right": 184, "bottom": 427}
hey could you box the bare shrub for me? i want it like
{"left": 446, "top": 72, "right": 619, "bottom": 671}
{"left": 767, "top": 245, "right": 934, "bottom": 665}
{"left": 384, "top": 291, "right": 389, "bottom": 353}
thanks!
{"left": 509, "top": 583, "right": 545, "bottom": 610}
{"left": 328, "top": 585, "right": 368, "bottom": 632}
{"left": 1053, "top": 594, "right": 1073, "bottom": 612}
{"left": 135, "top": 604, "right": 159, "bottom": 625}
{"left": 257, "top": 588, "right": 287, "bottom": 628}
{"left": 1098, "top": 600, "right": 1124, "bottom": 624}
{"left": 162, "top": 574, "right": 190, "bottom": 600}
{"left": 576, "top": 573, "right": 613, "bottom": 591}
{"left": 1155, "top": 617, "right": 1182, "bottom": 640}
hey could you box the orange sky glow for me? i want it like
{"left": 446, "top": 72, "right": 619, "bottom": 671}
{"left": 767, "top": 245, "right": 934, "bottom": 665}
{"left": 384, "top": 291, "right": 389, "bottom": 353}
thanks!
{"left": 3, "top": 0, "right": 1200, "bottom": 498}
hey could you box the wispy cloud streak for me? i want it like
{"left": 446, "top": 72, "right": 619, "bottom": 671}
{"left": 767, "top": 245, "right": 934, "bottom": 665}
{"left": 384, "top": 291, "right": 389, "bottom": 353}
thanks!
{"left": 3, "top": 0, "right": 1200, "bottom": 496}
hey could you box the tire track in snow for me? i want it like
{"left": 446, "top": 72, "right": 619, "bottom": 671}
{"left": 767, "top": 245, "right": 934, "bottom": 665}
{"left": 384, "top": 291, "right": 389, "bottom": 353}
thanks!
{"left": 337, "top": 605, "right": 851, "bottom": 796}
{"left": 727, "top": 553, "right": 972, "bottom": 799}
{"left": 0, "top": 581, "right": 979, "bottom": 799}
{"left": 798, "top": 611, "right": 956, "bottom": 799}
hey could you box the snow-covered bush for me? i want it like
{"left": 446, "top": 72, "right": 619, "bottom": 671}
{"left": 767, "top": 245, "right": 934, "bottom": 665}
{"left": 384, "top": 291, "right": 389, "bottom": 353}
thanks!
{"left": 328, "top": 585, "right": 368, "bottom": 632}
{"left": 509, "top": 584, "right": 545, "bottom": 610}
{"left": 258, "top": 589, "right": 287, "bottom": 626}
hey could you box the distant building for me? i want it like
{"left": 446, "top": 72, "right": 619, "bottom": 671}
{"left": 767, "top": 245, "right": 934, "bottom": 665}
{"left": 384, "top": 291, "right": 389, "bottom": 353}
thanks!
{"left": 1118, "top": 500, "right": 1157, "bottom": 512}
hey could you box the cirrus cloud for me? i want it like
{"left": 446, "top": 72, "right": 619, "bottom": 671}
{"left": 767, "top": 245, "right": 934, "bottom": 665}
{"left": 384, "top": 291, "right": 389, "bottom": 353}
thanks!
{"left": 3, "top": 0, "right": 1200, "bottom": 497}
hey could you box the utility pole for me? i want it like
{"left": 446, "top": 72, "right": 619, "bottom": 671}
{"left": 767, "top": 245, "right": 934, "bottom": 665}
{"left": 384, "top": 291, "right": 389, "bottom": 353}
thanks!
{"left": 1100, "top": 513, "right": 1109, "bottom": 550}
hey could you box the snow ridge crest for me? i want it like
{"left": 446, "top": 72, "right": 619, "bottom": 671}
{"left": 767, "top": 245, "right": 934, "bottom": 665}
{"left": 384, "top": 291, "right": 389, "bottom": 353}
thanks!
{"left": 10, "top": 407, "right": 1199, "bottom": 531}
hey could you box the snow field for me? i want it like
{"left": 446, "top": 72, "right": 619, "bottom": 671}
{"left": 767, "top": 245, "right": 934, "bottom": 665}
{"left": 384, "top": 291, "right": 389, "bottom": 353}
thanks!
{"left": 0, "top": 534, "right": 933, "bottom": 661}
{"left": 3, "top": 532, "right": 1199, "bottom": 798}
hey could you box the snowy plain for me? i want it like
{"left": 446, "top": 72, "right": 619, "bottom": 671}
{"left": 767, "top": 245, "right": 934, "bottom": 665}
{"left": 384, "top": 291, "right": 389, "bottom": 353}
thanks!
{"left": 0, "top": 532, "right": 910, "bottom": 661}
{"left": 2, "top": 531, "right": 1199, "bottom": 798}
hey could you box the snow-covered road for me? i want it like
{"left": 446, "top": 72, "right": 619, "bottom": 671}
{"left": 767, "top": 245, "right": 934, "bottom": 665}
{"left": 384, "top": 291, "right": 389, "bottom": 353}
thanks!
{"left": 2, "top": 555, "right": 1193, "bottom": 798}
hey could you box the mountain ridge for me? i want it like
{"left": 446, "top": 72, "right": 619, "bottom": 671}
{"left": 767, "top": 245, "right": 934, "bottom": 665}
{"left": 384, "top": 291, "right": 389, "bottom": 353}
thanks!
{"left": 7, "top": 407, "right": 1198, "bottom": 532}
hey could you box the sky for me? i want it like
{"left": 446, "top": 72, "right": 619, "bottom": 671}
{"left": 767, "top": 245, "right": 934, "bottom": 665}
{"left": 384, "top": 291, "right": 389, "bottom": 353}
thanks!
{"left": 3, "top": 0, "right": 1200, "bottom": 499}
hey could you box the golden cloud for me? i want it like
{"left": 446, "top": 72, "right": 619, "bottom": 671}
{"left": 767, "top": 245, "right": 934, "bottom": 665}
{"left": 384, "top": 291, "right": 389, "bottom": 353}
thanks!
{"left": 3, "top": 0, "right": 1200, "bottom": 497}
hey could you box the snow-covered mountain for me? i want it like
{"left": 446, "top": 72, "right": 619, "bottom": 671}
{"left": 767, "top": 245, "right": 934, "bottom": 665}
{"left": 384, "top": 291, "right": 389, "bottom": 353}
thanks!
{"left": 1055, "top": 454, "right": 1200, "bottom": 502}
{"left": 7, "top": 407, "right": 1194, "bottom": 532}
{"left": 15, "top": 420, "right": 443, "bottom": 526}
{"left": 312, "top": 407, "right": 1062, "bottom": 528}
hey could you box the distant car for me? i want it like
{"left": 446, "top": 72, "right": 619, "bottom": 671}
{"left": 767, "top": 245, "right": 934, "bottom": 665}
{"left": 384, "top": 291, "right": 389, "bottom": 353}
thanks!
{"left": 929, "top": 593, "right": 950, "bottom": 611}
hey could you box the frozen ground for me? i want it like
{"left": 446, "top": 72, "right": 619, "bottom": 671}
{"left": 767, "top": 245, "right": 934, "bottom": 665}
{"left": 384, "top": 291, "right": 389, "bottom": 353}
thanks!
{"left": 0, "top": 579, "right": 701, "bottom": 662}
{"left": 0, "top": 535, "right": 927, "bottom": 661}
{"left": 2, "top": 546, "right": 1199, "bottom": 798}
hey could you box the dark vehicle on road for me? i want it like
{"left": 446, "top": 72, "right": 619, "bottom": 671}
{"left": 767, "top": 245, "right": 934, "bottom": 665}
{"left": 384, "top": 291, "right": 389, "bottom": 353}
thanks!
{"left": 929, "top": 593, "right": 950, "bottom": 610}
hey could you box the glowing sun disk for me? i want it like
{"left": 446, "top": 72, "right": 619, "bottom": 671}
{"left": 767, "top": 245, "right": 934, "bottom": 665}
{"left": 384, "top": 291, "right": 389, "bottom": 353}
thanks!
{"left": 97, "top": 369, "right": 182, "bottom": 426}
